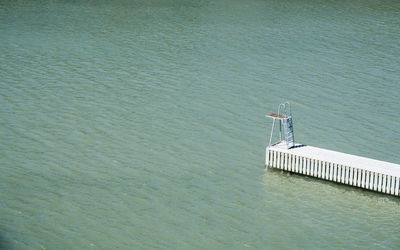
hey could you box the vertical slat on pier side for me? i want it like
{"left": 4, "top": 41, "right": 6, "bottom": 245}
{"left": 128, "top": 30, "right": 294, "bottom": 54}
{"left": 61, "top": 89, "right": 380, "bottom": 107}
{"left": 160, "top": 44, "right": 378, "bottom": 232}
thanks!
{"left": 377, "top": 174, "right": 382, "bottom": 192}
{"left": 292, "top": 155, "right": 296, "bottom": 172}
{"left": 295, "top": 155, "right": 299, "bottom": 173}
{"left": 367, "top": 172, "right": 372, "bottom": 190}
{"left": 354, "top": 169, "right": 358, "bottom": 187}
{"left": 317, "top": 160, "right": 321, "bottom": 178}
{"left": 278, "top": 151, "right": 282, "bottom": 169}
{"left": 333, "top": 164, "right": 337, "bottom": 182}
{"left": 361, "top": 169, "right": 365, "bottom": 188}
{"left": 269, "top": 149, "right": 272, "bottom": 167}
{"left": 349, "top": 167, "right": 353, "bottom": 186}
{"left": 272, "top": 150, "right": 276, "bottom": 167}
{"left": 277, "top": 151, "right": 281, "bottom": 169}
{"left": 354, "top": 168, "right": 359, "bottom": 187}
{"left": 324, "top": 162, "right": 328, "bottom": 180}
{"left": 310, "top": 159, "right": 314, "bottom": 177}
{"left": 395, "top": 177, "right": 399, "bottom": 196}
{"left": 321, "top": 161, "right": 325, "bottom": 179}
{"left": 273, "top": 150, "right": 276, "bottom": 168}
{"left": 349, "top": 167, "right": 357, "bottom": 186}
{"left": 382, "top": 174, "right": 388, "bottom": 193}
{"left": 311, "top": 159, "right": 318, "bottom": 177}
{"left": 361, "top": 170, "right": 366, "bottom": 188}
{"left": 270, "top": 150, "right": 274, "bottom": 167}
{"left": 283, "top": 152, "right": 287, "bottom": 170}
{"left": 297, "top": 156, "right": 301, "bottom": 173}
{"left": 325, "top": 162, "right": 331, "bottom": 180}
{"left": 356, "top": 168, "right": 360, "bottom": 187}
{"left": 328, "top": 163, "right": 333, "bottom": 181}
{"left": 288, "top": 154, "right": 293, "bottom": 172}
{"left": 372, "top": 172, "right": 376, "bottom": 191}
{"left": 386, "top": 175, "right": 391, "bottom": 194}
{"left": 358, "top": 169, "right": 362, "bottom": 187}
{"left": 286, "top": 153, "right": 290, "bottom": 171}
{"left": 325, "top": 161, "right": 331, "bottom": 180}
{"left": 390, "top": 176, "right": 395, "bottom": 195}
{"left": 302, "top": 157, "right": 306, "bottom": 175}
{"left": 365, "top": 171, "right": 370, "bottom": 189}
{"left": 305, "top": 158, "right": 309, "bottom": 175}
{"left": 315, "top": 160, "right": 320, "bottom": 178}
{"left": 345, "top": 166, "right": 349, "bottom": 184}
{"left": 382, "top": 175, "right": 387, "bottom": 193}
{"left": 387, "top": 176, "right": 392, "bottom": 194}
{"left": 340, "top": 165, "right": 345, "bottom": 184}
{"left": 356, "top": 169, "right": 361, "bottom": 187}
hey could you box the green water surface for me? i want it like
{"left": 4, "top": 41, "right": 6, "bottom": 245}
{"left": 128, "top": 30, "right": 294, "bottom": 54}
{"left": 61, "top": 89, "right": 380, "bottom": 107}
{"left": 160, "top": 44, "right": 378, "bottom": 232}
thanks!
{"left": 1, "top": 0, "right": 400, "bottom": 248}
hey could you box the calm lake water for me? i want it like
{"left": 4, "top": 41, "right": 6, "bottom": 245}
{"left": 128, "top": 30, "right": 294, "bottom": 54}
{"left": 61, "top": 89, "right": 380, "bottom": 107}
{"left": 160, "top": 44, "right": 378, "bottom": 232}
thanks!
{"left": 1, "top": 0, "right": 400, "bottom": 248}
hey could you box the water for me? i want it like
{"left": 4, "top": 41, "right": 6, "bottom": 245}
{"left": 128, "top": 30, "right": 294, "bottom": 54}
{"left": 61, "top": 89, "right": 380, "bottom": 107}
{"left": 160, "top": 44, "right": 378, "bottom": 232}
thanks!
{"left": 1, "top": 0, "right": 400, "bottom": 248}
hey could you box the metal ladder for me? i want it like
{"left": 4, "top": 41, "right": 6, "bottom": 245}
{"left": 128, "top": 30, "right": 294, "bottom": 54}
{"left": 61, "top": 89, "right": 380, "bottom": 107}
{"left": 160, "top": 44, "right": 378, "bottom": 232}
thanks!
{"left": 266, "top": 102, "right": 295, "bottom": 149}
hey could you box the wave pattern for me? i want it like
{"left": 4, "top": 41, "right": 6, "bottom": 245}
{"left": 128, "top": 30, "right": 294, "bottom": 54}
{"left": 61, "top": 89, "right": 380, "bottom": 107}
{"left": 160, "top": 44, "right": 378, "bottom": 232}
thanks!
{"left": 1, "top": 0, "right": 399, "bottom": 248}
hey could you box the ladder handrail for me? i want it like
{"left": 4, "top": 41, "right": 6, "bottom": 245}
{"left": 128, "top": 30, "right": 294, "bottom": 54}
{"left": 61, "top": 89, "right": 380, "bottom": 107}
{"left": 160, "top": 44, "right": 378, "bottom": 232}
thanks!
{"left": 278, "top": 102, "right": 292, "bottom": 118}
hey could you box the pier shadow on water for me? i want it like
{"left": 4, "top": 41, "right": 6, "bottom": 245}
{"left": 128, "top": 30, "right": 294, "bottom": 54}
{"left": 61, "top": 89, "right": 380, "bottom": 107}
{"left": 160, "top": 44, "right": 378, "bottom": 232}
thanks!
{"left": 0, "top": 231, "right": 12, "bottom": 250}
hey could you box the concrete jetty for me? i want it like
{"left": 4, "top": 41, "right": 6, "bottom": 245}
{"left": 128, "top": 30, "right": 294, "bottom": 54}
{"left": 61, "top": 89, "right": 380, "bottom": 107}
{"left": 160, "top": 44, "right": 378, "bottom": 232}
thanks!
{"left": 265, "top": 102, "right": 400, "bottom": 196}
{"left": 265, "top": 142, "right": 400, "bottom": 196}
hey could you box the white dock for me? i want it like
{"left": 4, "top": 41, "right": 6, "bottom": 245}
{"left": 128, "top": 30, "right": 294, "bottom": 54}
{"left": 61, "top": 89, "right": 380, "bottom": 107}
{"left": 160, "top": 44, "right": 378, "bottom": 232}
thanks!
{"left": 266, "top": 141, "right": 400, "bottom": 196}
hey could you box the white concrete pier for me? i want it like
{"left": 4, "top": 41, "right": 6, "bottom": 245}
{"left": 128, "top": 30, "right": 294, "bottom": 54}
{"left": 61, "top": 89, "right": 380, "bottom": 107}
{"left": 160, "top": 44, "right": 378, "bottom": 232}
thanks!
{"left": 266, "top": 141, "right": 400, "bottom": 196}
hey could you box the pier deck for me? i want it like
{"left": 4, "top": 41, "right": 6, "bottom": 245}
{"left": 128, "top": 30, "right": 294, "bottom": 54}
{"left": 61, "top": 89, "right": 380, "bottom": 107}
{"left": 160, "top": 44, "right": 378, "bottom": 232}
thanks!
{"left": 266, "top": 141, "right": 400, "bottom": 196}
